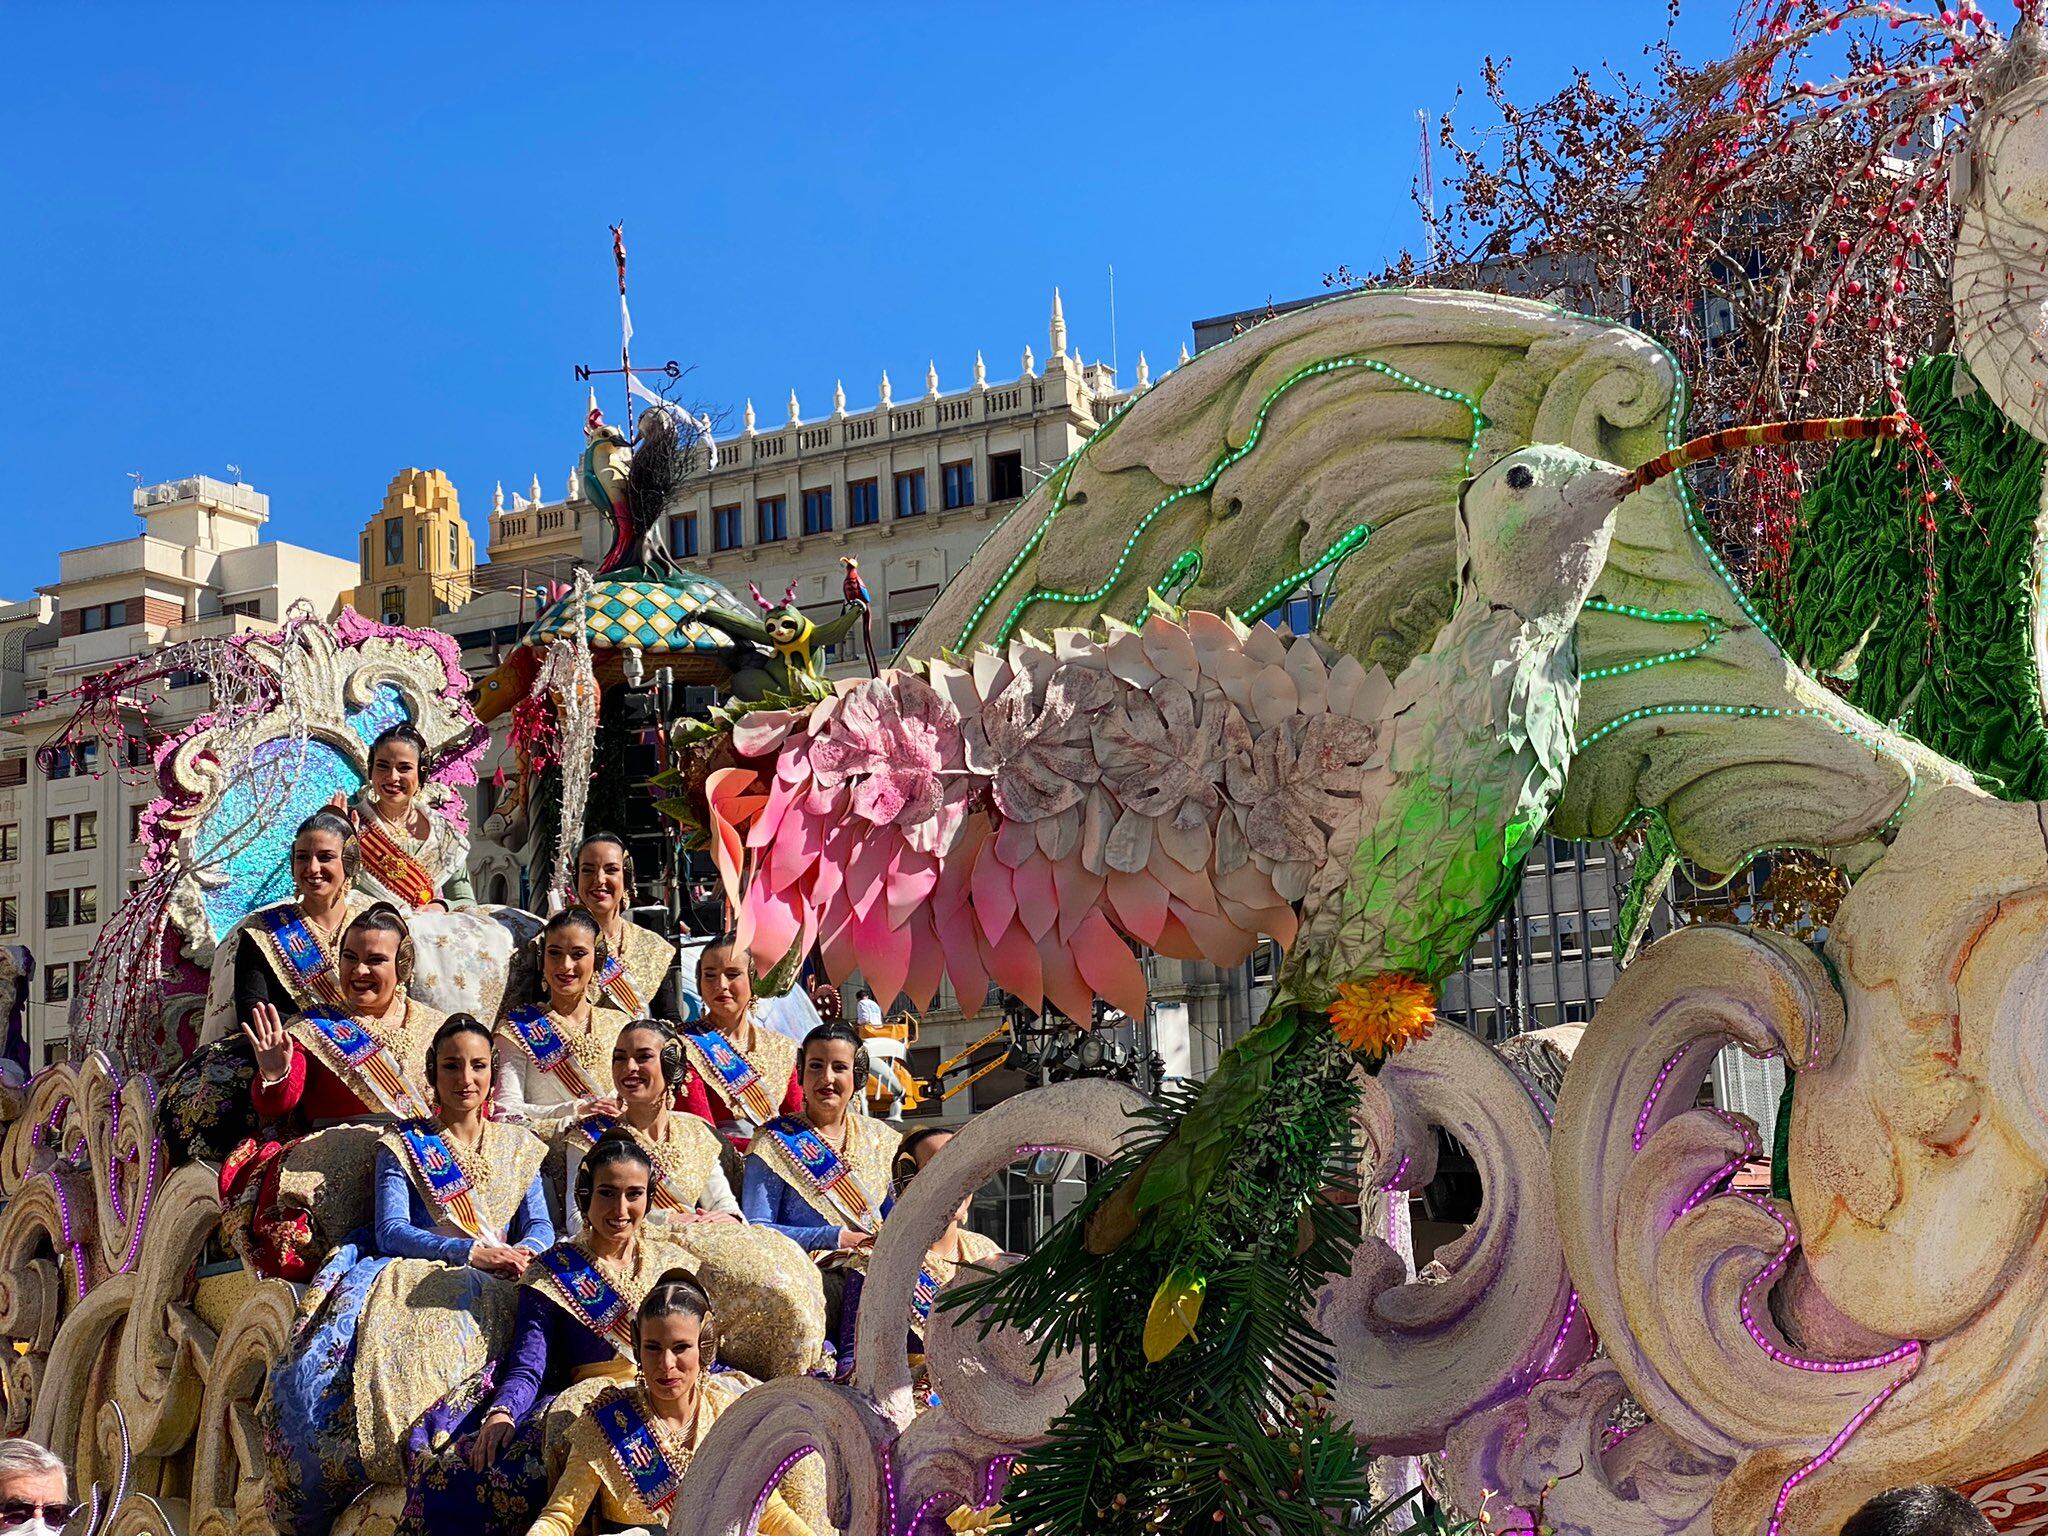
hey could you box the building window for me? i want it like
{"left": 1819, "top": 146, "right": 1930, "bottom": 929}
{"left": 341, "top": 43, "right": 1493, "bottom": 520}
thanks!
{"left": 360, "top": 536, "right": 370, "bottom": 582}
{"left": 756, "top": 496, "right": 788, "bottom": 544}
{"left": 126, "top": 736, "right": 152, "bottom": 768}
{"left": 848, "top": 479, "right": 880, "bottom": 527}
{"left": 0, "top": 824, "right": 15, "bottom": 861}
{"left": 75, "top": 887, "right": 97, "bottom": 925}
{"left": 989, "top": 450, "right": 1025, "bottom": 502}
{"left": 44, "top": 964, "right": 68, "bottom": 1004}
{"left": 942, "top": 461, "right": 975, "bottom": 510}
{"left": 417, "top": 526, "right": 427, "bottom": 568}
{"left": 78, "top": 741, "right": 97, "bottom": 774}
{"left": 222, "top": 598, "right": 261, "bottom": 618}
{"left": 0, "top": 896, "right": 14, "bottom": 935}
{"left": 45, "top": 747, "right": 71, "bottom": 780}
{"left": 82, "top": 605, "right": 103, "bottom": 632}
{"left": 713, "top": 505, "right": 743, "bottom": 551}
{"left": 385, "top": 517, "right": 404, "bottom": 566}
{"left": 46, "top": 817, "right": 70, "bottom": 855}
{"left": 889, "top": 613, "right": 926, "bottom": 649}
{"left": 75, "top": 812, "right": 97, "bottom": 850}
{"left": 449, "top": 524, "right": 460, "bottom": 565}
{"left": 802, "top": 488, "right": 833, "bottom": 536}
{"left": 672, "top": 513, "right": 699, "bottom": 558}
{"left": 46, "top": 890, "right": 70, "bottom": 929}
{"left": 129, "top": 804, "right": 146, "bottom": 843}
{"left": 0, "top": 758, "right": 23, "bottom": 787}
{"left": 380, "top": 588, "right": 405, "bottom": 624}
{"left": 894, "top": 470, "right": 926, "bottom": 519}
{"left": 107, "top": 600, "right": 128, "bottom": 627}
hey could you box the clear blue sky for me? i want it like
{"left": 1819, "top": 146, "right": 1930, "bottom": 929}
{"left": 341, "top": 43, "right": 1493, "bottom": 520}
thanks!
{"left": 0, "top": 2, "right": 1733, "bottom": 584}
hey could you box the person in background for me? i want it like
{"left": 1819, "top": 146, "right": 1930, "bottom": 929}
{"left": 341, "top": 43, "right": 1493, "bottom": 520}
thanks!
{"left": 680, "top": 936, "right": 801, "bottom": 1150}
{"left": 854, "top": 988, "right": 883, "bottom": 1033}
{"left": 0, "top": 1441, "right": 75, "bottom": 1536}
{"left": 1839, "top": 1486, "right": 1995, "bottom": 1536}
{"left": 524, "top": 1274, "right": 811, "bottom": 1536}
{"left": 498, "top": 833, "right": 682, "bottom": 1021}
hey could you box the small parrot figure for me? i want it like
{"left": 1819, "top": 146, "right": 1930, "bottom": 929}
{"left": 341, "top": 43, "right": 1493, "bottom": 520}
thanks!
{"left": 1088, "top": 443, "right": 1632, "bottom": 1353}
{"left": 841, "top": 556, "right": 879, "bottom": 677}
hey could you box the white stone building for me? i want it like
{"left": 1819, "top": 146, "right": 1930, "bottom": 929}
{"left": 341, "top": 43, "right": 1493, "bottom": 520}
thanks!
{"left": 0, "top": 475, "right": 359, "bottom": 1064}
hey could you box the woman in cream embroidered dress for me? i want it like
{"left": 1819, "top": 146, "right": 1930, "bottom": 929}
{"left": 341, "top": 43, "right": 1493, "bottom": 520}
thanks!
{"left": 263, "top": 1014, "right": 552, "bottom": 1536}
{"left": 343, "top": 722, "right": 476, "bottom": 910}
{"left": 553, "top": 1020, "right": 741, "bottom": 1235}
{"left": 527, "top": 1274, "right": 811, "bottom": 1536}
{"left": 404, "top": 1133, "right": 697, "bottom": 1536}
{"left": 501, "top": 833, "right": 681, "bottom": 1020}
{"left": 494, "top": 907, "right": 619, "bottom": 1122}
{"left": 680, "top": 935, "right": 802, "bottom": 1149}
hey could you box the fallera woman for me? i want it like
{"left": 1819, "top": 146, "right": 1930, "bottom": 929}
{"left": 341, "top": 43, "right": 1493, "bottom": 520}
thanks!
{"left": 403, "top": 1131, "right": 698, "bottom": 1536}
{"left": 494, "top": 907, "right": 616, "bottom": 1122}
{"left": 525, "top": 1273, "right": 812, "bottom": 1536}
{"left": 553, "top": 1019, "right": 742, "bottom": 1235}
{"left": 740, "top": 1021, "right": 896, "bottom": 1257}
{"left": 339, "top": 721, "right": 476, "bottom": 911}
{"left": 681, "top": 935, "right": 802, "bottom": 1150}
{"left": 262, "top": 1014, "right": 553, "bottom": 1536}
{"left": 226, "top": 810, "right": 374, "bottom": 1037}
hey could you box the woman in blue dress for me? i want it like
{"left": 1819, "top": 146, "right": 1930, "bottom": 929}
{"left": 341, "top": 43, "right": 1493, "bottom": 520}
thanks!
{"left": 740, "top": 1021, "right": 898, "bottom": 1255}
{"left": 262, "top": 1012, "right": 553, "bottom": 1535}
{"left": 401, "top": 1129, "right": 698, "bottom": 1536}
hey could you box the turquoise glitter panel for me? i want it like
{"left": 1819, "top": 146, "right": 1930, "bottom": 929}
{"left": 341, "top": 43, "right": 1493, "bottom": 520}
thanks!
{"left": 348, "top": 684, "right": 412, "bottom": 749}
{"left": 195, "top": 737, "right": 365, "bottom": 942}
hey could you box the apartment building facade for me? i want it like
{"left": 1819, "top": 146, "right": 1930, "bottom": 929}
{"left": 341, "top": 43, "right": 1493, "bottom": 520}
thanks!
{"left": 0, "top": 475, "right": 359, "bottom": 1064}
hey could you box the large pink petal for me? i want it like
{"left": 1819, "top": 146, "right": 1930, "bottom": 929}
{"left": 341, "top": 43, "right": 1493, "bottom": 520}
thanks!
{"left": 936, "top": 904, "right": 991, "bottom": 1015}
{"left": 1037, "top": 929, "right": 1094, "bottom": 1025}
{"left": 1147, "top": 836, "right": 1220, "bottom": 914}
{"left": 854, "top": 898, "right": 913, "bottom": 1005}
{"left": 1172, "top": 899, "right": 1258, "bottom": 965}
{"left": 931, "top": 816, "right": 987, "bottom": 924}
{"left": 987, "top": 920, "right": 1045, "bottom": 1012}
{"left": 1052, "top": 856, "right": 1106, "bottom": 943}
{"left": 1071, "top": 908, "right": 1149, "bottom": 1021}
{"left": 744, "top": 883, "right": 805, "bottom": 972}
{"left": 746, "top": 769, "right": 801, "bottom": 850}
{"left": 846, "top": 830, "right": 895, "bottom": 922}
{"left": 1013, "top": 853, "right": 1059, "bottom": 942}
{"left": 1105, "top": 868, "right": 1170, "bottom": 947}
{"left": 764, "top": 806, "right": 819, "bottom": 895}
{"left": 731, "top": 709, "right": 801, "bottom": 760}
{"left": 1153, "top": 910, "right": 1201, "bottom": 961}
{"left": 885, "top": 849, "right": 940, "bottom": 930}
{"left": 902, "top": 907, "right": 947, "bottom": 1010}
{"left": 970, "top": 839, "right": 1018, "bottom": 947}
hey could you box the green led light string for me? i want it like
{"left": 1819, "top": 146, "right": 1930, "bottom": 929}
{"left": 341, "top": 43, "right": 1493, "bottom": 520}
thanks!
{"left": 1241, "top": 523, "right": 1374, "bottom": 626}
{"left": 988, "top": 353, "right": 1488, "bottom": 646}
{"left": 1579, "top": 600, "right": 1728, "bottom": 682}
{"left": 1130, "top": 549, "right": 1203, "bottom": 625}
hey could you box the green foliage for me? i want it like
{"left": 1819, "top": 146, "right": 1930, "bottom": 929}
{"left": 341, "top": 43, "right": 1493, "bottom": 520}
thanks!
{"left": 1773, "top": 353, "right": 2048, "bottom": 798}
{"left": 949, "top": 1010, "right": 1387, "bottom": 1535}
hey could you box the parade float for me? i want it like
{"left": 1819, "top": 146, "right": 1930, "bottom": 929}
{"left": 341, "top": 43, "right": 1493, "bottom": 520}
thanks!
{"left": 14, "top": 4, "right": 2048, "bottom": 1535}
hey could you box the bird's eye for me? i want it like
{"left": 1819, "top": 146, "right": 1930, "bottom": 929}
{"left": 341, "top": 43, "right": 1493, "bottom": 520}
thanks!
{"left": 1506, "top": 464, "right": 1535, "bottom": 491}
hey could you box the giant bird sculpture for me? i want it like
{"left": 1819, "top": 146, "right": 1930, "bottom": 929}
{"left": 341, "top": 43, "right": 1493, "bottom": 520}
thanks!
{"left": 689, "top": 286, "right": 1953, "bottom": 1534}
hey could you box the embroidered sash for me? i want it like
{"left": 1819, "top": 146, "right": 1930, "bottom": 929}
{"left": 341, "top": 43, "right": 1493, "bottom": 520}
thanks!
{"left": 682, "top": 1029, "right": 779, "bottom": 1126}
{"left": 254, "top": 906, "right": 349, "bottom": 1010}
{"left": 296, "top": 1005, "right": 431, "bottom": 1120}
{"left": 357, "top": 817, "right": 439, "bottom": 908}
{"left": 592, "top": 950, "right": 645, "bottom": 1015}
{"left": 911, "top": 1261, "right": 943, "bottom": 1329}
{"left": 532, "top": 1242, "right": 637, "bottom": 1355}
{"left": 394, "top": 1119, "right": 489, "bottom": 1239}
{"left": 591, "top": 1387, "right": 686, "bottom": 1515}
{"left": 758, "top": 1115, "right": 878, "bottom": 1232}
{"left": 502, "top": 1005, "right": 600, "bottom": 1098}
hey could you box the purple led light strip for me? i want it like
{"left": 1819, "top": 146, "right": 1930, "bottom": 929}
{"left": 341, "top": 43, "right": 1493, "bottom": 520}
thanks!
{"left": 749, "top": 1443, "right": 819, "bottom": 1536}
{"left": 1634, "top": 1043, "right": 1696, "bottom": 1152}
{"left": 1764, "top": 1365, "right": 1917, "bottom": 1536}
{"left": 119, "top": 1138, "right": 162, "bottom": 1273}
{"left": 46, "top": 1170, "right": 88, "bottom": 1300}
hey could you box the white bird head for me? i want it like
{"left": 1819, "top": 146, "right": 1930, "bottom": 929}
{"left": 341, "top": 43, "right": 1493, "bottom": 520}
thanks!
{"left": 1456, "top": 444, "right": 1630, "bottom": 625}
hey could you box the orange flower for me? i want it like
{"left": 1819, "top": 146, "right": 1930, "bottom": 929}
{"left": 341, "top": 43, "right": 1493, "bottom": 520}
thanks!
{"left": 1328, "top": 975, "right": 1437, "bottom": 1058}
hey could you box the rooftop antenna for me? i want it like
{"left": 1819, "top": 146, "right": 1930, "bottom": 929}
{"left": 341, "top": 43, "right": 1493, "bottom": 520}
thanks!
{"left": 1108, "top": 262, "right": 1119, "bottom": 380}
{"left": 226, "top": 463, "right": 243, "bottom": 483}
{"left": 1418, "top": 109, "right": 1441, "bottom": 274}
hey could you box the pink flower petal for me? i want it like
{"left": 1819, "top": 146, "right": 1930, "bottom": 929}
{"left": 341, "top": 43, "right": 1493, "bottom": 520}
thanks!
{"left": 1071, "top": 908, "right": 1148, "bottom": 1021}
{"left": 970, "top": 839, "right": 1017, "bottom": 947}
{"left": 987, "top": 919, "right": 1044, "bottom": 1012}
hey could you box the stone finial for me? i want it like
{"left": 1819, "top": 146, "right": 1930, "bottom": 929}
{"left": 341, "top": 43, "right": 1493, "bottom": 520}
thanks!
{"left": 744, "top": 397, "right": 757, "bottom": 433}
{"left": 926, "top": 360, "right": 940, "bottom": 398}
{"left": 568, "top": 466, "right": 578, "bottom": 500}
{"left": 1022, "top": 344, "right": 1037, "bottom": 378}
{"left": 1136, "top": 352, "right": 1151, "bottom": 388}
{"left": 974, "top": 350, "right": 987, "bottom": 387}
{"left": 493, "top": 481, "right": 505, "bottom": 514}
{"left": 788, "top": 389, "right": 802, "bottom": 426}
{"left": 531, "top": 474, "right": 543, "bottom": 506}
{"left": 1050, "top": 287, "right": 1068, "bottom": 358}
{"left": 1179, "top": 342, "right": 1192, "bottom": 366}
{"left": 879, "top": 370, "right": 893, "bottom": 408}
{"left": 834, "top": 379, "right": 848, "bottom": 418}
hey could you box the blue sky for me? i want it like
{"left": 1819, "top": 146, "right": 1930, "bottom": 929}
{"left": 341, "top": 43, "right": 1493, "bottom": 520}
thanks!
{"left": 0, "top": 2, "right": 1733, "bottom": 584}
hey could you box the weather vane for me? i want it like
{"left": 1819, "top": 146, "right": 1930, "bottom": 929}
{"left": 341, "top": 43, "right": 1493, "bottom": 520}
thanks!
{"left": 571, "top": 223, "right": 681, "bottom": 427}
